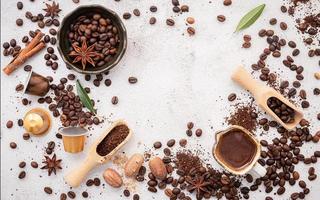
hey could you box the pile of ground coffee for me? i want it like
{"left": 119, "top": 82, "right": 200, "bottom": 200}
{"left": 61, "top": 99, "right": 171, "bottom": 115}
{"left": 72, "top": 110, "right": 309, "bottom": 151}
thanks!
{"left": 96, "top": 125, "right": 129, "bottom": 156}
{"left": 297, "top": 13, "right": 320, "bottom": 35}
{"left": 226, "top": 103, "right": 258, "bottom": 132}
{"left": 175, "top": 151, "right": 202, "bottom": 174}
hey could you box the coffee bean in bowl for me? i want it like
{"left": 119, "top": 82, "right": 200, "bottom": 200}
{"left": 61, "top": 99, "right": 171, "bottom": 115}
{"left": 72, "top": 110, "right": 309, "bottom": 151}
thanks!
{"left": 58, "top": 5, "right": 127, "bottom": 74}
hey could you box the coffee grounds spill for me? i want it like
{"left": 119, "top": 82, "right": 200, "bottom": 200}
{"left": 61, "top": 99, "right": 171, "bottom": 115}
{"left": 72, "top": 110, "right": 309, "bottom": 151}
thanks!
{"left": 292, "top": 0, "right": 310, "bottom": 6}
{"left": 96, "top": 125, "right": 129, "bottom": 156}
{"left": 175, "top": 151, "right": 202, "bottom": 174}
{"left": 297, "top": 13, "right": 320, "bottom": 34}
{"left": 226, "top": 103, "right": 258, "bottom": 133}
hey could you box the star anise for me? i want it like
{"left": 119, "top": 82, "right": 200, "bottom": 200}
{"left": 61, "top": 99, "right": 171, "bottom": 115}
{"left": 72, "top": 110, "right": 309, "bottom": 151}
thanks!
{"left": 68, "top": 40, "right": 100, "bottom": 70}
{"left": 187, "top": 175, "right": 211, "bottom": 200}
{"left": 43, "top": 1, "right": 61, "bottom": 18}
{"left": 41, "top": 154, "right": 62, "bottom": 176}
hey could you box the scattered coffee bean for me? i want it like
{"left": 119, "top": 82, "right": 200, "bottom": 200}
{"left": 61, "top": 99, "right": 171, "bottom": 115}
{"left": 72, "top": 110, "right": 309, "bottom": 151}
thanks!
{"left": 44, "top": 187, "right": 52, "bottom": 194}
{"left": 16, "top": 18, "right": 24, "bottom": 26}
{"left": 17, "top": 2, "right": 23, "bottom": 9}
{"left": 111, "top": 96, "right": 118, "bottom": 105}
{"left": 133, "top": 9, "right": 140, "bottom": 16}
{"left": 187, "top": 27, "right": 195, "bottom": 35}
{"left": 217, "top": 15, "right": 226, "bottom": 22}
{"left": 149, "top": 17, "right": 156, "bottom": 25}
{"left": 18, "top": 171, "right": 26, "bottom": 179}
{"left": 166, "top": 19, "right": 175, "bottom": 26}
{"left": 150, "top": 6, "right": 157, "bottom": 13}
{"left": 128, "top": 77, "right": 138, "bottom": 84}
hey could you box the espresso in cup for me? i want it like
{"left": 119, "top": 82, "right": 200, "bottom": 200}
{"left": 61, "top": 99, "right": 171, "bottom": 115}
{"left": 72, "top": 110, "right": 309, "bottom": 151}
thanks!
{"left": 213, "top": 125, "right": 266, "bottom": 176}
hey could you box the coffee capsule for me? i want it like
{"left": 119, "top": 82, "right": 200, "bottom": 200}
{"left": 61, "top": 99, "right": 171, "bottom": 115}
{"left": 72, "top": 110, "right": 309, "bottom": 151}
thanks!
{"left": 24, "top": 71, "right": 50, "bottom": 96}
{"left": 213, "top": 125, "right": 266, "bottom": 176}
{"left": 23, "top": 108, "right": 51, "bottom": 136}
{"left": 59, "top": 127, "right": 87, "bottom": 153}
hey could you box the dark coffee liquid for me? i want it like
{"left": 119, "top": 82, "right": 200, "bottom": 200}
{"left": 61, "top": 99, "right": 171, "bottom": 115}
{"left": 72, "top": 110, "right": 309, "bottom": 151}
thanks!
{"left": 216, "top": 129, "right": 257, "bottom": 170}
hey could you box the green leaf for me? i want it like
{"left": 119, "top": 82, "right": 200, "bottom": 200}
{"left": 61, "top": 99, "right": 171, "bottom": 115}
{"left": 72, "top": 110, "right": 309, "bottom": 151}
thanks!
{"left": 235, "top": 4, "right": 266, "bottom": 32}
{"left": 76, "top": 79, "right": 96, "bottom": 115}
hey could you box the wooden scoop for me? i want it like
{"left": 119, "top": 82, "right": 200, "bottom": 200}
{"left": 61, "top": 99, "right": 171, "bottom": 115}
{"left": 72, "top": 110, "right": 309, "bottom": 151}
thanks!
{"left": 231, "top": 66, "right": 303, "bottom": 130}
{"left": 64, "top": 120, "right": 132, "bottom": 187}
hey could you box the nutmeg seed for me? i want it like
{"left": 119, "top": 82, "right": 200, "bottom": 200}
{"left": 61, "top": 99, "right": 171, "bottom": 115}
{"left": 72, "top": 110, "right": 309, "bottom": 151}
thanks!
{"left": 124, "top": 153, "right": 144, "bottom": 177}
{"left": 103, "top": 168, "right": 123, "bottom": 188}
{"left": 148, "top": 157, "right": 167, "bottom": 180}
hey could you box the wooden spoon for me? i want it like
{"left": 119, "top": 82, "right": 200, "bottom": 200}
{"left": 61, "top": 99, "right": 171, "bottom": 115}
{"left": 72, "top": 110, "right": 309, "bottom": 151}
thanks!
{"left": 64, "top": 120, "right": 132, "bottom": 187}
{"left": 231, "top": 66, "right": 303, "bottom": 130}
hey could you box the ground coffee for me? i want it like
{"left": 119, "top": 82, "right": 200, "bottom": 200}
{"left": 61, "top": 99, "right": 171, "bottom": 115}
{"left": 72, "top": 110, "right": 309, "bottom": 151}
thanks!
{"left": 96, "top": 125, "right": 129, "bottom": 156}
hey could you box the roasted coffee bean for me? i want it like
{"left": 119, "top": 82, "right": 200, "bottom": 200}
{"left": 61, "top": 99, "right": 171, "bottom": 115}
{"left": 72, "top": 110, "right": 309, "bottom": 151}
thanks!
{"left": 15, "top": 84, "right": 24, "bottom": 91}
{"left": 223, "top": 0, "right": 232, "bottom": 6}
{"left": 258, "top": 29, "right": 267, "bottom": 37}
{"left": 16, "top": 18, "right": 24, "bottom": 26}
{"left": 18, "top": 171, "right": 26, "bottom": 179}
{"left": 133, "top": 194, "right": 139, "bottom": 200}
{"left": 24, "top": 65, "right": 32, "bottom": 71}
{"left": 172, "top": 6, "right": 180, "bottom": 12}
{"left": 123, "top": 12, "right": 131, "bottom": 19}
{"left": 60, "top": 193, "right": 67, "bottom": 200}
{"left": 67, "top": 191, "right": 76, "bottom": 199}
{"left": 166, "top": 19, "right": 175, "bottom": 26}
{"left": 148, "top": 186, "right": 157, "bottom": 193}
{"left": 179, "top": 139, "right": 187, "bottom": 147}
{"left": 111, "top": 96, "right": 118, "bottom": 105}
{"left": 308, "top": 174, "right": 317, "bottom": 181}
{"left": 17, "top": 2, "right": 23, "bottom": 9}
{"left": 269, "top": 18, "right": 277, "bottom": 25}
{"left": 228, "top": 93, "right": 236, "bottom": 101}
{"left": 3, "top": 42, "right": 10, "bottom": 49}
{"left": 186, "top": 129, "right": 192, "bottom": 136}
{"left": 167, "top": 139, "right": 175, "bottom": 147}
{"left": 31, "top": 161, "right": 38, "bottom": 168}
{"left": 23, "top": 133, "right": 30, "bottom": 140}
{"left": 17, "top": 119, "right": 24, "bottom": 126}
{"left": 6, "top": 120, "right": 13, "bottom": 128}
{"left": 123, "top": 189, "right": 130, "bottom": 197}
{"left": 149, "top": 17, "right": 156, "bottom": 25}
{"left": 301, "top": 101, "right": 310, "bottom": 108}
{"left": 195, "top": 128, "right": 202, "bottom": 137}
{"left": 53, "top": 19, "right": 60, "bottom": 26}
{"left": 150, "top": 6, "right": 157, "bottom": 12}
{"left": 181, "top": 5, "right": 189, "bottom": 12}
{"left": 10, "top": 39, "right": 17, "bottom": 47}
{"left": 153, "top": 141, "right": 162, "bottom": 149}
{"left": 292, "top": 49, "right": 300, "bottom": 56}
{"left": 279, "top": 22, "right": 287, "bottom": 30}
{"left": 49, "top": 28, "right": 57, "bottom": 35}
{"left": 217, "top": 15, "right": 226, "bottom": 22}
{"left": 44, "top": 187, "right": 53, "bottom": 194}
{"left": 19, "top": 161, "right": 26, "bottom": 168}
{"left": 187, "top": 27, "right": 195, "bottom": 35}
{"left": 288, "top": 41, "right": 296, "bottom": 48}
{"left": 128, "top": 77, "right": 138, "bottom": 84}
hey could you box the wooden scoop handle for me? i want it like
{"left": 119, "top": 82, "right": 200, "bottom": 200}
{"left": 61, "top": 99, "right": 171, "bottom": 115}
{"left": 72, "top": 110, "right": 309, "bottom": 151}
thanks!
{"left": 64, "top": 158, "right": 98, "bottom": 188}
{"left": 231, "top": 66, "right": 262, "bottom": 96}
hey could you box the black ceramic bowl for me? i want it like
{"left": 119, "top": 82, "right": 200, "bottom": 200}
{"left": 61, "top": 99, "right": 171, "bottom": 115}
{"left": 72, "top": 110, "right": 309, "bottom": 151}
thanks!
{"left": 57, "top": 5, "right": 127, "bottom": 74}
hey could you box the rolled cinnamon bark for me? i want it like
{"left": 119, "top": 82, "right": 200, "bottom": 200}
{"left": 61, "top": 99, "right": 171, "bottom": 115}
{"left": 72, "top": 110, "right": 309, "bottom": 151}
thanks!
{"left": 3, "top": 32, "right": 45, "bottom": 75}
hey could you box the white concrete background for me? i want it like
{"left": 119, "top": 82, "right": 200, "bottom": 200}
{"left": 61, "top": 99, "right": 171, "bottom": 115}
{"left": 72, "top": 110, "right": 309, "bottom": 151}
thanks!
{"left": 1, "top": 0, "right": 319, "bottom": 199}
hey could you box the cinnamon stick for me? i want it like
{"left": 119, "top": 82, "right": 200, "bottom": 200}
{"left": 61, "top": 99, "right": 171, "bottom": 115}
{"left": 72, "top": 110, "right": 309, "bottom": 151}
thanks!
{"left": 3, "top": 32, "right": 45, "bottom": 75}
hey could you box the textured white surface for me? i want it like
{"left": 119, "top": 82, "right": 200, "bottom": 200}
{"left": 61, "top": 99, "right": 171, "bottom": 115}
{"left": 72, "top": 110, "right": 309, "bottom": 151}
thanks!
{"left": 1, "top": 0, "right": 320, "bottom": 200}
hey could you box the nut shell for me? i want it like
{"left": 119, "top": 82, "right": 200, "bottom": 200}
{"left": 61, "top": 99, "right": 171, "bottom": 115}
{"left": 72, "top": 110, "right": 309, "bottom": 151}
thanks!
{"left": 124, "top": 153, "right": 144, "bottom": 177}
{"left": 103, "top": 168, "right": 123, "bottom": 188}
{"left": 149, "top": 157, "right": 167, "bottom": 180}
